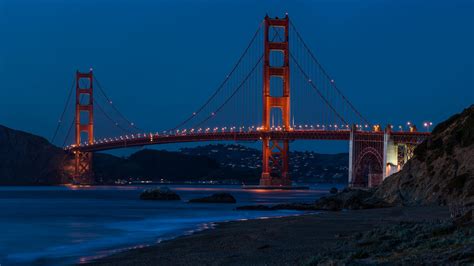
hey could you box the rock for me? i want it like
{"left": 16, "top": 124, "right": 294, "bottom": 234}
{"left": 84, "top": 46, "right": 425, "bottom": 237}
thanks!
{"left": 238, "top": 192, "right": 392, "bottom": 212}
{"left": 140, "top": 187, "right": 181, "bottom": 200}
{"left": 189, "top": 193, "right": 236, "bottom": 203}
{"left": 453, "top": 209, "right": 473, "bottom": 227}
{"left": 314, "top": 189, "right": 391, "bottom": 211}
{"left": 375, "top": 105, "right": 474, "bottom": 207}
{"left": 330, "top": 187, "right": 338, "bottom": 194}
{"left": 314, "top": 197, "right": 344, "bottom": 211}
{"left": 309, "top": 220, "right": 474, "bottom": 265}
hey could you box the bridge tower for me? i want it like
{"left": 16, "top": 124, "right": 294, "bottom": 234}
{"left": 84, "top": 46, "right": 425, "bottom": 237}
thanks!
{"left": 74, "top": 70, "right": 94, "bottom": 184}
{"left": 260, "top": 15, "right": 291, "bottom": 186}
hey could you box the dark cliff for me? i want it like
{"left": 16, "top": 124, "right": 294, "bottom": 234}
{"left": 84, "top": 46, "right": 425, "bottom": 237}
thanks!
{"left": 0, "top": 125, "right": 70, "bottom": 184}
{"left": 376, "top": 105, "right": 474, "bottom": 207}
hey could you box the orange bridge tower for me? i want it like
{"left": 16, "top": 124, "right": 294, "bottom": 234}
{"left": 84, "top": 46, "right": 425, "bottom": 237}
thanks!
{"left": 74, "top": 69, "right": 94, "bottom": 184}
{"left": 260, "top": 15, "right": 291, "bottom": 186}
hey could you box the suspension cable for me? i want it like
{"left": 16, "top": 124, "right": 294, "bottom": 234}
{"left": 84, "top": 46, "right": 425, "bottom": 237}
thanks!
{"left": 289, "top": 21, "right": 370, "bottom": 125}
{"left": 93, "top": 76, "right": 141, "bottom": 132}
{"left": 269, "top": 27, "right": 347, "bottom": 125}
{"left": 93, "top": 98, "right": 132, "bottom": 134}
{"left": 51, "top": 76, "right": 75, "bottom": 143}
{"left": 193, "top": 55, "right": 264, "bottom": 129}
{"left": 170, "top": 21, "right": 264, "bottom": 131}
{"left": 62, "top": 118, "right": 75, "bottom": 147}
{"left": 290, "top": 54, "right": 347, "bottom": 125}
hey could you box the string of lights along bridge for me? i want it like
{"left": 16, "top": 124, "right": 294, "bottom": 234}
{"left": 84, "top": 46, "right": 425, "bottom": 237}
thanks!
{"left": 53, "top": 15, "right": 430, "bottom": 188}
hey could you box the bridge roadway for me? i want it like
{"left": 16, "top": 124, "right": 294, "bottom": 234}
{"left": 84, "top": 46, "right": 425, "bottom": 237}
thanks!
{"left": 67, "top": 129, "right": 430, "bottom": 153}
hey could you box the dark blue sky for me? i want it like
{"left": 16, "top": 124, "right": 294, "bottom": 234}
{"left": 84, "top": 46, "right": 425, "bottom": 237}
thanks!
{"left": 0, "top": 0, "right": 473, "bottom": 153}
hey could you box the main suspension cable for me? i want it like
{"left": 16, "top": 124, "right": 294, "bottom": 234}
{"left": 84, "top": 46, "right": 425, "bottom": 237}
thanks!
{"left": 193, "top": 55, "right": 264, "bottom": 129}
{"left": 51, "top": 76, "right": 75, "bottom": 143}
{"left": 93, "top": 76, "right": 141, "bottom": 132}
{"left": 290, "top": 21, "right": 370, "bottom": 125}
{"left": 170, "top": 21, "right": 264, "bottom": 131}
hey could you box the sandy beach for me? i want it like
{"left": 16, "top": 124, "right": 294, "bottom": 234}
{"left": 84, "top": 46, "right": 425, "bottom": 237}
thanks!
{"left": 86, "top": 206, "right": 452, "bottom": 265}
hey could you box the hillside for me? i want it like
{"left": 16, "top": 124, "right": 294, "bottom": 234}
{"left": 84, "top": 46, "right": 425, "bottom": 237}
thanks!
{"left": 0, "top": 125, "right": 70, "bottom": 184}
{"left": 93, "top": 149, "right": 258, "bottom": 184}
{"left": 181, "top": 144, "right": 348, "bottom": 183}
{"left": 376, "top": 105, "right": 474, "bottom": 207}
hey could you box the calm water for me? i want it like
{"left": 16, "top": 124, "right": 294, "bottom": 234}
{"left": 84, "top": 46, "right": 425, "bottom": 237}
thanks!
{"left": 0, "top": 184, "right": 338, "bottom": 265}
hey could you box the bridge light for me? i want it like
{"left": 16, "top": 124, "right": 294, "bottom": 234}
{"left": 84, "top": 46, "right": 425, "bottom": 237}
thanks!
{"left": 423, "top": 121, "right": 433, "bottom": 131}
{"left": 330, "top": 79, "right": 334, "bottom": 83}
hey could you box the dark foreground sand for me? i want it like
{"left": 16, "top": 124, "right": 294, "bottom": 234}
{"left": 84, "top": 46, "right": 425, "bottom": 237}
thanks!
{"left": 85, "top": 206, "right": 452, "bottom": 266}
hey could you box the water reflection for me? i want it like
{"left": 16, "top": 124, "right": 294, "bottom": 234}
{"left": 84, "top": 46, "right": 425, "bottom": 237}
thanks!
{"left": 0, "top": 184, "right": 340, "bottom": 265}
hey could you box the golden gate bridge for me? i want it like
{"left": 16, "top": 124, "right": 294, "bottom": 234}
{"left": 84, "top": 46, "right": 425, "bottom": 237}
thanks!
{"left": 51, "top": 15, "right": 430, "bottom": 188}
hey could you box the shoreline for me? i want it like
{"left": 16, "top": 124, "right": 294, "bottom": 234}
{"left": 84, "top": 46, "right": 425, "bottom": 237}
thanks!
{"left": 79, "top": 210, "right": 312, "bottom": 265}
{"left": 85, "top": 206, "right": 451, "bottom": 266}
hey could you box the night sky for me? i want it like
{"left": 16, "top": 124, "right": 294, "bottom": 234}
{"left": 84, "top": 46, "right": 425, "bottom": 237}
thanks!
{"left": 0, "top": 0, "right": 473, "bottom": 153}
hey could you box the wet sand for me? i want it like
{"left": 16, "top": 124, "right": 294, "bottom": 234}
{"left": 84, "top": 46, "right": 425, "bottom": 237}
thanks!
{"left": 86, "top": 206, "right": 449, "bottom": 266}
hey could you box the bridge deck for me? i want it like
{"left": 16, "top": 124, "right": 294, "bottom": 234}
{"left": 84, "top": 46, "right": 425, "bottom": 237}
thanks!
{"left": 66, "top": 130, "right": 429, "bottom": 152}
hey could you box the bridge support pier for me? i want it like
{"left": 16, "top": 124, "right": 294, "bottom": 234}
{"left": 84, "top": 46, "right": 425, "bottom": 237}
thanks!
{"left": 74, "top": 151, "right": 93, "bottom": 184}
{"left": 383, "top": 128, "right": 416, "bottom": 180}
{"left": 349, "top": 125, "right": 384, "bottom": 188}
{"left": 261, "top": 139, "right": 290, "bottom": 186}
{"left": 349, "top": 124, "right": 419, "bottom": 188}
{"left": 382, "top": 127, "right": 397, "bottom": 180}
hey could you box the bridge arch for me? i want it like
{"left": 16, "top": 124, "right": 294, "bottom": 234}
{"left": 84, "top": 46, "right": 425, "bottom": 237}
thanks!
{"left": 353, "top": 146, "right": 383, "bottom": 187}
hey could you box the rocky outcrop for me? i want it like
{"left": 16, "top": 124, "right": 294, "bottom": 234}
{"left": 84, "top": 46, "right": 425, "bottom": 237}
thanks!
{"left": 189, "top": 193, "right": 236, "bottom": 203}
{"left": 140, "top": 187, "right": 181, "bottom": 200}
{"left": 314, "top": 189, "right": 391, "bottom": 211}
{"left": 0, "top": 125, "right": 71, "bottom": 184}
{"left": 237, "top": 190, "right": 391, "bottom": 212}
{"left": 376, "top": 105, "right": 474, "bottom": 208}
